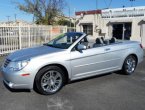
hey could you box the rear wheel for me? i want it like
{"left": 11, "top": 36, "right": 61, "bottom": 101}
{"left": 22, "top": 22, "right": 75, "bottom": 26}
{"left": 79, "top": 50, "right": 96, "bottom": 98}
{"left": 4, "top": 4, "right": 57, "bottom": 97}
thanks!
{"left": 122, "top": 55, "right": 137, "bottom": 75}
{"left": 35, "top": 66, "right": 66, "bottom": 95}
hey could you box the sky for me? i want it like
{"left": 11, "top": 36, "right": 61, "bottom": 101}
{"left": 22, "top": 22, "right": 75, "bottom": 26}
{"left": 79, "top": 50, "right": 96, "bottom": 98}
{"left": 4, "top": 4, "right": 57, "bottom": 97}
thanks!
{"left": 0, "top": 0, "right": 145, "bottom": 22}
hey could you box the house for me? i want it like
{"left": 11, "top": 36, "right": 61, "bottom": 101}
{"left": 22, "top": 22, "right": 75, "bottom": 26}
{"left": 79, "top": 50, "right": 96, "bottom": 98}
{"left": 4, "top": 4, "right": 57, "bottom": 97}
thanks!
{"left": 75, "top": 6, "right": 145, "bottom": 47}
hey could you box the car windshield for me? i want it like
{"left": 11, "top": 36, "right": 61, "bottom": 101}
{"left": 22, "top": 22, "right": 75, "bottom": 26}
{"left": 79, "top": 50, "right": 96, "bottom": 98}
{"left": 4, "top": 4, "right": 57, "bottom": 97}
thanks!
{"left": 44, "top": 33, "right": 83, "bottom": 49}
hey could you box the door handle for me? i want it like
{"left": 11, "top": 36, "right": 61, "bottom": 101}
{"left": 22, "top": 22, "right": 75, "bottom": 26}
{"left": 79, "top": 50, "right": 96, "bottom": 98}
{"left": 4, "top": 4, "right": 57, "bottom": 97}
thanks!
{"left": 105, "top": 48, "right": 111, "bottom": 51}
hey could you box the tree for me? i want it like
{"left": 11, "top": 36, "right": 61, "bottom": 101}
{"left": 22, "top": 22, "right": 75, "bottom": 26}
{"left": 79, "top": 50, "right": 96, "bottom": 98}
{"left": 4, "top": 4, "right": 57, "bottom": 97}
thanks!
{"left": 57, "top": 19, "right": 74, "bottom": 27}
{"left": 16, "top": 0, "right": 66, "bottom": 25}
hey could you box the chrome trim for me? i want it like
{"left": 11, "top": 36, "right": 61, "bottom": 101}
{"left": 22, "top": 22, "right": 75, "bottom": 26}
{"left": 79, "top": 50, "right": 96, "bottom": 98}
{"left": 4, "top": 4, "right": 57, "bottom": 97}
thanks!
{"left": 74, "top": 58, "right": 121, "bottom": 68}
{"left": 41, "top": 70, "right": 62, "bottom": 93}
{"left": 75, "top": 66, "right": 119, "bottom": 77}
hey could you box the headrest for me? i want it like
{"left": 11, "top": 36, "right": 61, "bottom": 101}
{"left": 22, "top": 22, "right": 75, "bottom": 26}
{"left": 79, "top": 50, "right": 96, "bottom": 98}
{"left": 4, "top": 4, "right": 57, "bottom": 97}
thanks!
{"left": 110, "top": 37, "right": 116, "bottom": 43}
{"left": 96, "top": 38, "right": 102, "bottom": 44}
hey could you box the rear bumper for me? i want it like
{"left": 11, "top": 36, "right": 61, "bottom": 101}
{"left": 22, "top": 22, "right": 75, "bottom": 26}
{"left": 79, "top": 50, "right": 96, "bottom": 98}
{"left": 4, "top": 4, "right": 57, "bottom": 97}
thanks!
{"left": 138, "top": 49, "right": 144, "bottom": 64}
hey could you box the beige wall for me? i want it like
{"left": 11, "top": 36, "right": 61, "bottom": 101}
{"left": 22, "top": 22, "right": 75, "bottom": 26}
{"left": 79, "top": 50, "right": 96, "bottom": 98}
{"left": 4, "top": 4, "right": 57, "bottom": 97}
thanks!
{"left": 105, "top": 18, "right": 143, "bottom": 41}
{"left": 141, "top": 23, "right": 145, "bottom": 47}
{"left": 131, "top": 18, "right": 142, "bottom": 42}
{"left": 76, "top": 14, "right": 108, "bottom": 38}
{"left": 76, "top": 14, "right": 144, "bottom": 45}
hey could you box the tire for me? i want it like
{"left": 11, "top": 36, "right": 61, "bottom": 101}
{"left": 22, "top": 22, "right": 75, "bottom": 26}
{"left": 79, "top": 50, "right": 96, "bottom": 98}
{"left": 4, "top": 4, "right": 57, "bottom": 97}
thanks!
{"left": 34, "top": 66, "right": 66, "bottom": 95}
{"left": 121, "top": 55, "right": 137, "bottom": 75}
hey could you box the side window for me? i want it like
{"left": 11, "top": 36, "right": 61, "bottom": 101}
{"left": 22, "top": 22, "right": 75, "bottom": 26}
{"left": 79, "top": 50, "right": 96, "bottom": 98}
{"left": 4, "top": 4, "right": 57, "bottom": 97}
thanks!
{"left": 72, "top": 35, "right": 108, "bottom": 51}
{"left": 71, "top": 36, "right": 88, "bottom": 51}
{"left": 72, "top": 36, "right": 90, "bottom": 51}
{"left": 80, "top": 36, "right": 88, "bottom": 43}
{"left": 80, "top": 36, "right": 90, "bottom": 49}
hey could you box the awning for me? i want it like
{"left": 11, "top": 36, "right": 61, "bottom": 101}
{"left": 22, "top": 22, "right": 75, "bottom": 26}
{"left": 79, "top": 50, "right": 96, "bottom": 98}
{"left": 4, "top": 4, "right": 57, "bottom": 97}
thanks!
{"left": 107, "top": 18, "right": 133, "bottom": 24}
{"left": 79, "top": 21, "right": 93, "bottom": 24}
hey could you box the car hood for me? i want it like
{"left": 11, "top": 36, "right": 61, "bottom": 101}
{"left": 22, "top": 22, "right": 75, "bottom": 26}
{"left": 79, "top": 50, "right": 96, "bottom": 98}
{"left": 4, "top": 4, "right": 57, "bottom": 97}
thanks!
{"left": 7, "top": 46, "right": 65, "bottom": 61}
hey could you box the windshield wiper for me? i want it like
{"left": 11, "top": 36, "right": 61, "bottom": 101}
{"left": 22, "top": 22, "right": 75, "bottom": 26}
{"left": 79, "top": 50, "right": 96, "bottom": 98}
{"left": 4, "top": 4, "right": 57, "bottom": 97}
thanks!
{"left": 43, "top": 43, "right": 62, "bottom": 49}
{"left": 43, "top": 43, "right": 54, "bottom": 47}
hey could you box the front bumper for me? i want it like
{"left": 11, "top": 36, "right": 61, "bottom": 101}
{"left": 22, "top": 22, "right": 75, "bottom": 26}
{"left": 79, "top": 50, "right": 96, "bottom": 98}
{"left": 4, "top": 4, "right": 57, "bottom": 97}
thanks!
{"left": 3, "top": 79, "right": 29, "bottom": 89}
{"left": 1, "top": 67, "right": 33, "bottom": 89}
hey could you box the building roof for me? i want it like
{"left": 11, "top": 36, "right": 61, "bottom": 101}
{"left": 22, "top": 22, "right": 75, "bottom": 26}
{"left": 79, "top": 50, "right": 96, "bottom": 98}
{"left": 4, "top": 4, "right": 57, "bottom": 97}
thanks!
{"left": 75, "top": 6, "right": 145, "bottom": 18}
{"left": 102, "top": 6, "right": 145, "bottom": 19}
{"left": 102, "top": 6, "right": 145, "bottom": 12}
{"left": 75, "top": 10, "right": 101, "bottom": 16}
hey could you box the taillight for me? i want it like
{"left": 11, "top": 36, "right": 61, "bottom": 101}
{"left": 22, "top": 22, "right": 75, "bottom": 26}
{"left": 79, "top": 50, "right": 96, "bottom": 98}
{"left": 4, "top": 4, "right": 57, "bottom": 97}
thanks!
{"left": 140, "top": 44, "right": 143, "bottom": 49}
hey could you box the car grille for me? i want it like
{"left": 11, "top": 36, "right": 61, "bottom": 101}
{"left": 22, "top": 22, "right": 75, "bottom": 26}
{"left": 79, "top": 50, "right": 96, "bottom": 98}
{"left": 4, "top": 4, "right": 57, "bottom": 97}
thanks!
{"left": 4, "top": 59, "right": 11, "bottom": 68}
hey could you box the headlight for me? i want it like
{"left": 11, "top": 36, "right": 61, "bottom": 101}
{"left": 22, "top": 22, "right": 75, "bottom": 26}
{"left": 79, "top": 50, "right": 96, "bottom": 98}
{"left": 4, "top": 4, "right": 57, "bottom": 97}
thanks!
{"left": 8, "top": 60, "right": 30, "bottom": 71}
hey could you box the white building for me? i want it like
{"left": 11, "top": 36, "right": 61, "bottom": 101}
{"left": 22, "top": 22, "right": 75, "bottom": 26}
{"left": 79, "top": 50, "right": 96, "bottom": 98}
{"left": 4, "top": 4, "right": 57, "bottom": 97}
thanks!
{"left": 75, "top": 6, "right": 145, "bottom": 47}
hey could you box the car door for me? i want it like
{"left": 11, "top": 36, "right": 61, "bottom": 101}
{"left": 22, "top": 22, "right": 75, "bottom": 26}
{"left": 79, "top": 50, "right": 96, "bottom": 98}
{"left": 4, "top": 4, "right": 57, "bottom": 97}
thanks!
{"left": 70, "top": 46, "right": 110, "bottom": 80}
{"left": 104, "top": 44, "right": 124, "bottom": 71}
{"left": 103, "top": 44, "right": 125, "bottom": 69}
{"left": 70, "top": 43, "right": 125, "bottom": 80}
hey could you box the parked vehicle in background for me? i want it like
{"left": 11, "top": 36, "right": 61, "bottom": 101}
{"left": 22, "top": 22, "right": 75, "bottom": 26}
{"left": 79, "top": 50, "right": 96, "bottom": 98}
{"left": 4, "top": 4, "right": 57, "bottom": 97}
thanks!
{"left": 1, "top": 32, "right": 144, "bottom": 95}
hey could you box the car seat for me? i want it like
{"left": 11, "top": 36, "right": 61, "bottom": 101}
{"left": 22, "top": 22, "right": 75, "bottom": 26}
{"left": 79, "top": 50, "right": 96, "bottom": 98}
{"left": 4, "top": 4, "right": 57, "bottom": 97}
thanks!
{"left": 109, "top": 37, "right": 116, "bottom": 44}
{"left": 93, "top": 38, "right": 103, "bottom": 47}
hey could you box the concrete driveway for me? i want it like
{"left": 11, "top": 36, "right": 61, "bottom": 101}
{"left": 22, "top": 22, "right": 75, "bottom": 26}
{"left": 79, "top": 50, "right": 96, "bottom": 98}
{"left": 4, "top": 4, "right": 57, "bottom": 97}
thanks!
{"left": 0, "top": 56, "right": 145, "bottom": 110}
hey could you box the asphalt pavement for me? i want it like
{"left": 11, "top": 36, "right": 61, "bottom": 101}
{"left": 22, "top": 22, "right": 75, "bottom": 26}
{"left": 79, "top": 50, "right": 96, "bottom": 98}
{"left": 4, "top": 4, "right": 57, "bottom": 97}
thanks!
{"left": 0, "top": 55, "right": 145, "bottom": 110}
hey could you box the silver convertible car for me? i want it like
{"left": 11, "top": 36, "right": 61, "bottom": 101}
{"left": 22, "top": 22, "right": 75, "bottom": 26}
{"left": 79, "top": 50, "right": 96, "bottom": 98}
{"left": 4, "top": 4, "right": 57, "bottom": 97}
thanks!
{"left": 1, "top": 32, "right": 144, "bottom": 95}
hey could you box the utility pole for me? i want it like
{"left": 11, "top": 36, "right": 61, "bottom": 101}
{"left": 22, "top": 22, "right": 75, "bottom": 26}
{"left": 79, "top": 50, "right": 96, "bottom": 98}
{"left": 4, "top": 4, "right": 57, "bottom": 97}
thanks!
{"left": 14, "top": 14, "right": 17, "bottom": 22}
{"left": 95, "top": 0, "right": 98, "bottom": 32}
{"left": 96, "top": 0, "right": 98, "bottom": 10}
{"left": 6, "top": 16, "right": 10, "bottom": 23}
{"left": 69, "top": 5, "right": 71, "bottom": 28}
{"left": 74, "top": 8, "right": 76, "bottom": 32}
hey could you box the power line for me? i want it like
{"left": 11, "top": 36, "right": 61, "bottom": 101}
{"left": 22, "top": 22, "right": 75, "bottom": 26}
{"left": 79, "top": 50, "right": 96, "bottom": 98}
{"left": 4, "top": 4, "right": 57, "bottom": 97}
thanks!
{"left": 14, "top": 14, "right": 17, "bottom": 21}
{"left": 96, "top": 0, "right": 98, "bottom": 10}
{"left": 0, "top": 3, "right": 13, "bottom": 7}
{"left": 103, "top": 0, "right": 113, "bottom": 9}
{"left": 103, "top": 0, "right": 108, "bottom": 8}
{"left": 108, "top": 0, "right": 113, "bottom": 8}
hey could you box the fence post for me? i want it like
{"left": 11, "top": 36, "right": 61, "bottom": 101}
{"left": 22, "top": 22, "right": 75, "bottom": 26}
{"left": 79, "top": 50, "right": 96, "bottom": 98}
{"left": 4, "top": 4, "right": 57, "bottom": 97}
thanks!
{"left": 28, "top": 26, "right": 31, "bottom": 47}
{"left": 65, "top": 26, "right": 68, "bottom": 33}
{"left": 49, "top": 26, "right": 52, "bottom": 40}
{"left": 44, "top": 26, "right": 47, "bottom": 43}
{"left": 18, "top": 23, "right": 22, "bottom": 49}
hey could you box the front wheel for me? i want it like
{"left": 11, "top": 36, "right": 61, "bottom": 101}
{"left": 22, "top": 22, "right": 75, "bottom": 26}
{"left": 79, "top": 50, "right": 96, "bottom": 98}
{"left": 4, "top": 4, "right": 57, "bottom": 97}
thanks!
{"left": 122, "top": 55, "right": 137, "bottom": 75}
{"left": 34, "top": 66, "right": 66, "bottom": 95}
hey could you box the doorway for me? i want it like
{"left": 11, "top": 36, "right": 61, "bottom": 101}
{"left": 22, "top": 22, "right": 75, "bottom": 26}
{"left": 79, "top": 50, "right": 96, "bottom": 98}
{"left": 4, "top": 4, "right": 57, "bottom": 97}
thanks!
{"left": 83, "top": 24, "right": 93, "bottom": 35}
{"left": 112, "top": 23, "right": 132, "bottom": 40}
{"left": 112, "top": 24, "right": 123, "bottom": 39}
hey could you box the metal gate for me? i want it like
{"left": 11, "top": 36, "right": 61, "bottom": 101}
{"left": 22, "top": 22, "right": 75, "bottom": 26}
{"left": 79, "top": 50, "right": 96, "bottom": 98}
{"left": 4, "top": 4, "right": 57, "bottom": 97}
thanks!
{"left": 0, "top": 23, "right": 67, "bottom": 55}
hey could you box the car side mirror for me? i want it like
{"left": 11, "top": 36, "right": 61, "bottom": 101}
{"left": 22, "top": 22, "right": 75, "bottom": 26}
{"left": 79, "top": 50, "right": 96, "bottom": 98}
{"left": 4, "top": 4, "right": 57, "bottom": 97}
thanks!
{"left": 77, "top": 44, "right": 87, "bottom": 51}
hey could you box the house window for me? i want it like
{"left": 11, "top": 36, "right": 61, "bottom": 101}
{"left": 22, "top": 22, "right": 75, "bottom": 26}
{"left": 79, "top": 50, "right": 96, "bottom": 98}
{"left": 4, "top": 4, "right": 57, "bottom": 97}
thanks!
{"left": 83, "top": 24, "right": 93, "bottom": 35}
